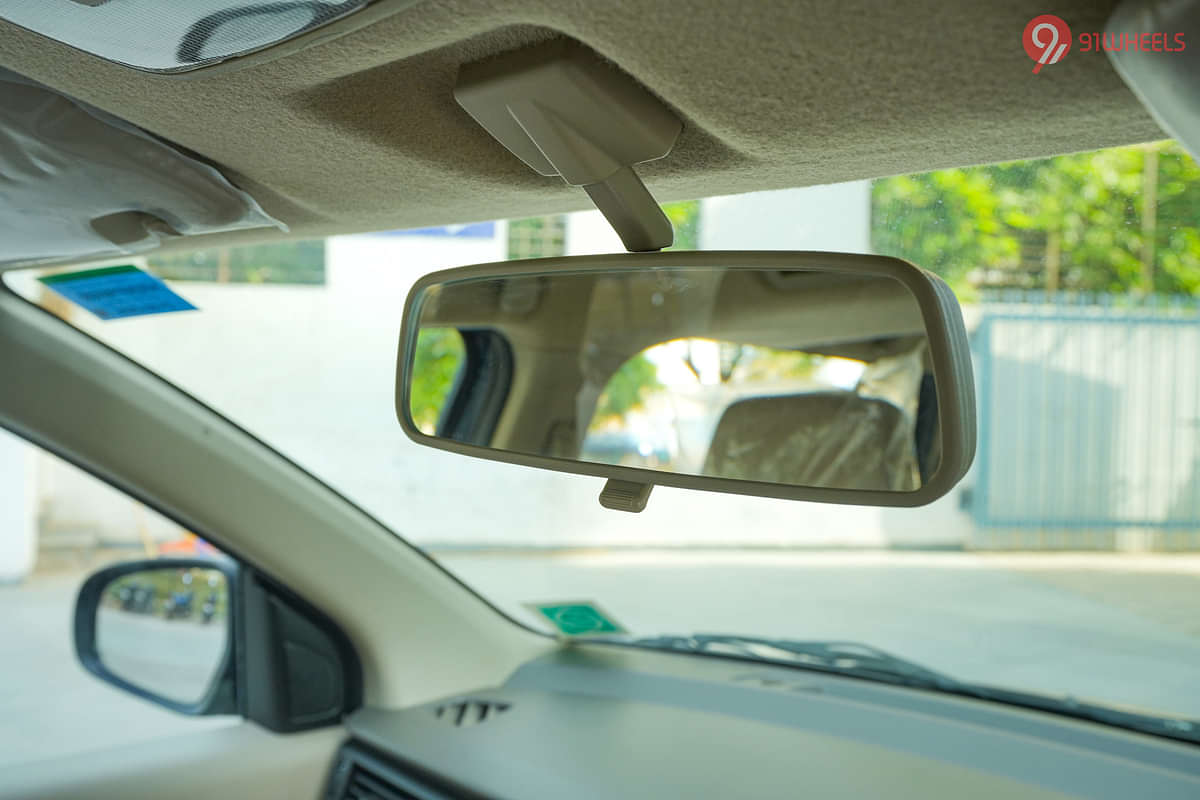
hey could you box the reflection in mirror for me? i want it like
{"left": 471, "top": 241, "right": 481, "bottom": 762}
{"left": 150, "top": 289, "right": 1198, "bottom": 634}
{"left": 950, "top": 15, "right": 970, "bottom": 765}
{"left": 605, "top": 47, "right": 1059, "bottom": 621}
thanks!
{"left": 96, "top": 566, "right": 229, "bottom": 705}
{"left": 581, "top": 339, "right": 929, "bottom": 491}
{"left": 407, "top": 267, "right": 942, "bottom": 493}
{"left": 410, "top": 327, "right": 466, "bottom": 435}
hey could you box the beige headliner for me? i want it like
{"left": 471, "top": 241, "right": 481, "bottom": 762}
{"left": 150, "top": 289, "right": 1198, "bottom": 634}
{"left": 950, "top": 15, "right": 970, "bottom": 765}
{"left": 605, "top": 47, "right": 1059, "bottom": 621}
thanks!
{"left": 0, "top": 0, "right": 1163, "bottom": 256}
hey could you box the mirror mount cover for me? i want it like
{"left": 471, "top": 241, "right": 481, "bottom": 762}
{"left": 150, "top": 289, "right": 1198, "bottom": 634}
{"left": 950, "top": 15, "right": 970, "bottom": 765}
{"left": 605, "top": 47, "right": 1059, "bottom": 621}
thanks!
{"left": 238, "top": 568, "right": 363, "bottom": 732}
{"left": 454, "top": 41, "right": 681, "bottom": 253}
{"left": 397, "top": 251, "right": 977, "bottom": 511}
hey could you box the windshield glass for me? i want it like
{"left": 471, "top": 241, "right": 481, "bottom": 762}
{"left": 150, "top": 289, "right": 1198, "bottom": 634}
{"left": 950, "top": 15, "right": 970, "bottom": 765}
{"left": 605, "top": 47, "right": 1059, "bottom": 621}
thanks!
{"left": 7, "top": 141, "right": 1200, "bottom": 737}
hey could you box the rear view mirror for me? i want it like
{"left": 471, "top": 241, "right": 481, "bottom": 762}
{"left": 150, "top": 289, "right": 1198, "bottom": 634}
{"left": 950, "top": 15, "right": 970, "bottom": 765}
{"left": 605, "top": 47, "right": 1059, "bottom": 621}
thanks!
{"left": 397, "top": 251, "right": 975, "bottom": 510}
{"left": 74, "top": 558, "right": 236, "bottom": 715}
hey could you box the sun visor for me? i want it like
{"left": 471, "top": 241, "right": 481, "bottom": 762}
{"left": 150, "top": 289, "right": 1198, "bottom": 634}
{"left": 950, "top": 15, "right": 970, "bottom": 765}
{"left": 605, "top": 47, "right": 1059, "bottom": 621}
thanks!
{"left": 1105, "top": 0, "right": 1200, "bottom": 160}
{"left": 0, "top": 69, "right": 286, "bottom": 267}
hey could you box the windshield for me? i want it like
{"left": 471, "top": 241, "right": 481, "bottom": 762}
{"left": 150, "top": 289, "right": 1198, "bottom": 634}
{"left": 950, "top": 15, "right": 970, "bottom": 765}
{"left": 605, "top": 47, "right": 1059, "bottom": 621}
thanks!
{"left": 7, "top": 141, "right": 1200, "bottom": 739}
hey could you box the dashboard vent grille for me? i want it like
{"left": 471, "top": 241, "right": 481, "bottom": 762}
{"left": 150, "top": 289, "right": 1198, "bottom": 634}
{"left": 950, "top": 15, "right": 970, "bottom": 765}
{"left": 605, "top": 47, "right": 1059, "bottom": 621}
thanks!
{"left": 342, "top": 762, "right": 422, "bottom": 800}
{"left": 328, "top": 744, "right": 451, "bottom": 800}
{"left": 434, "top": 699, "right": 511, "bottom": 727}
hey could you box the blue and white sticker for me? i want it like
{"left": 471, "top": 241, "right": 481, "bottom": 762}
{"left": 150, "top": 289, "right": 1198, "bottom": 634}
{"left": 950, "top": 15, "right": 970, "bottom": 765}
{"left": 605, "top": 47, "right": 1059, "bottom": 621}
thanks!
{"left": 39, "top": 265, "right": 196, "bottom": 320}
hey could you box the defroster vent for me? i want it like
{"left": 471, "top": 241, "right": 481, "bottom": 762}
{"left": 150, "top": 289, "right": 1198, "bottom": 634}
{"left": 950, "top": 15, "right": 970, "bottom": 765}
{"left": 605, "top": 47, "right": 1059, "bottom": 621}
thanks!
{"left": 434, "top": 699, "right": 511, "bottom": 727}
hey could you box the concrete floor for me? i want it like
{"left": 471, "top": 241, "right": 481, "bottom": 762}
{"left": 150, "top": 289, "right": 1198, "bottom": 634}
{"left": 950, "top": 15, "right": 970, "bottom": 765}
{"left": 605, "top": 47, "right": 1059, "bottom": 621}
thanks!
{"left": 2, "top": 550, "right": 1198, "bottom": 769}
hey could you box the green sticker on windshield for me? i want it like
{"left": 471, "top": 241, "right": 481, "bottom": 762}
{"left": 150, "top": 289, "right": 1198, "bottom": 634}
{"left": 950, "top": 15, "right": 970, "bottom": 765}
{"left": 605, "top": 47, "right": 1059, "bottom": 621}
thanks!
{"left": 526, "top": 601, "right": 627, "bottom": 637}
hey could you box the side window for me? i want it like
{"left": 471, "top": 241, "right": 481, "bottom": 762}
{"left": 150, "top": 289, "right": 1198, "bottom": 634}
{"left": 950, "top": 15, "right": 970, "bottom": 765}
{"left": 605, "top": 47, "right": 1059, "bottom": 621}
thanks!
{"left": 407, "top": 328, "right": 513, "bottom": 446}
{"left": 0, "top": 428, "right": 237, "bottom": 770}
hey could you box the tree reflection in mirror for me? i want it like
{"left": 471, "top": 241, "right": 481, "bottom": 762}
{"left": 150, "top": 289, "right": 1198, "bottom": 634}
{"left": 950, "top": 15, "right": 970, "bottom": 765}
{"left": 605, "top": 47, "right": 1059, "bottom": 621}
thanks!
{"left": 409, "top": 327, "right": 466, "bottom": 435}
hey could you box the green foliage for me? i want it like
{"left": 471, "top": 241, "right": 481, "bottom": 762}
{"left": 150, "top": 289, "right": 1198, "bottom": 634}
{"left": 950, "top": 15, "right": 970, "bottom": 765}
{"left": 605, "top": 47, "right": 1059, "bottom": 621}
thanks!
{"left": 105, "top": 568, "right": 228, "bottom": 619}
{"left": 734, "top": 347, "right": 819, "bottom": 383}
{"left": 409, "top": 328, "right": 465, "bottom": 434}
{"left": 148, "top": 241, "right": 326, "bottom": 285}
{"left": 507, "top": 216, "right": 566, "bottom": 260}
{"left": 594, "top": 353, "right": 661, "bottom": 419}
{"left": 872, "top": 141, "right": 1200, "bottom": 295}
{"left": 664, "top": 200, "right": 701, "bottom": 250}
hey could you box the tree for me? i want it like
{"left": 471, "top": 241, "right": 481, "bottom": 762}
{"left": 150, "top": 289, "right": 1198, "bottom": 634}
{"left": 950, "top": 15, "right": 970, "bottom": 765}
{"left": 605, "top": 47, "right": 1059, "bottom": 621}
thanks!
{"left": 871, "top": 141, "right": 1200, "bottom": 296}
{"left": 731, "top": 346, "right": 819, "bottom": 383}
{"left": 593, "top": 353, "right": 661, "bottom": 420}
{"left": 663, "top": 200, "right": 701, "bottom": 250}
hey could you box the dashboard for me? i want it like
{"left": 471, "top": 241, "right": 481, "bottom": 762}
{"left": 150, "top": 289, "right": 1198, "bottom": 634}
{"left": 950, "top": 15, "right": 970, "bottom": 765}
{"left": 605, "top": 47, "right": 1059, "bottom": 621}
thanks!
{"left": 322, "top": 644, "right": 1200, "bottom": 799}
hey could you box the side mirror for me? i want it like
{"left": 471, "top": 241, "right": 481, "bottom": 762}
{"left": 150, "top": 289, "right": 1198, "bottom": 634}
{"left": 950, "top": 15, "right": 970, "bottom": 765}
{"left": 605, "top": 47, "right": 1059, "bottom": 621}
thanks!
{"left": 74, "top": 557, "right": 237, "bottom": 715}
{"left": 74, "top": 557, "right": 362, "bottom": 728}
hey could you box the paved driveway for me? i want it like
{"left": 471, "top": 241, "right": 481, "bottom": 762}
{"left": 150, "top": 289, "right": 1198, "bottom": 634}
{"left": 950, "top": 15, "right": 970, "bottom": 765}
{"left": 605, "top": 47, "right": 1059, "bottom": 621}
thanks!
{"left": 442, "top": 551, "right": 1200, "bottom": 718}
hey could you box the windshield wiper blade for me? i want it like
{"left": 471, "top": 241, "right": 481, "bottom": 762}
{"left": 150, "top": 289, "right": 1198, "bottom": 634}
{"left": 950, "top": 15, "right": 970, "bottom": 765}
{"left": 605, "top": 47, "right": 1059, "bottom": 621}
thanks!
{"left": 960, "top": 684, "right": 1200, "bottom": 745}
{"left": 628, "top": 634, "right": 962, "bottom": 691}
{"left": 621, "top": 633, "right": 1200, "bottom": 745}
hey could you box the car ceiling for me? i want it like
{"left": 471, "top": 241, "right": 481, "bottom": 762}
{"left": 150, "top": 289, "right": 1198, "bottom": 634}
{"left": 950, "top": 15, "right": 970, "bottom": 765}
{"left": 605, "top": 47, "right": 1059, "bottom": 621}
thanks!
{"left": 0, "top": 0, "right": 1166, "bottom": 255}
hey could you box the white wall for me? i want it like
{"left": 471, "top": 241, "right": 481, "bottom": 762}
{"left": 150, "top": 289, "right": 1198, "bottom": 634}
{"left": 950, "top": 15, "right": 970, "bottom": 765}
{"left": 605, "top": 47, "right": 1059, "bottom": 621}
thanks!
{"left": 8, "top": 193, "right": 976, "bottom": 554}
{"left": 17, "top": 232, "right": 915, "bottom": 549}
{"left": 33, "top": 454, "right": 184, "bottom": 547}
{"left": 327, "top": 225, "right": 508, "bottom": 292}
{"left": 700, "top": 182, "right": 872, "bottom": 251}
{"left": 0, "top": 429, "right": 35, "bottom": 581}
{"left": 565, "top": 210, "right": 624, "bottom": 255}
{"left": 4, "top": 230, "right": 515, "bottom": 559}
{"left": 566, "top": 181, "right": 873, "bottom": 255}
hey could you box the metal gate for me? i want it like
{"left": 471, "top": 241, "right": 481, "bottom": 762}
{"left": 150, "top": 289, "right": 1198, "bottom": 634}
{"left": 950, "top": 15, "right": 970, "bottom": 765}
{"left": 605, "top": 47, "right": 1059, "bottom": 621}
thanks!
{"left": 972, "top": 293, "right": 1200, "bottom": 551}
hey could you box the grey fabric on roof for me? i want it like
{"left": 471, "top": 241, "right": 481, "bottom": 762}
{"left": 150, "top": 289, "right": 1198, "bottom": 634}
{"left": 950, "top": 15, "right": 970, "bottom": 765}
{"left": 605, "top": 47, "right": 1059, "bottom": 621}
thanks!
{"left": 0, "top": 0, "right": 1164, "bottom": 261}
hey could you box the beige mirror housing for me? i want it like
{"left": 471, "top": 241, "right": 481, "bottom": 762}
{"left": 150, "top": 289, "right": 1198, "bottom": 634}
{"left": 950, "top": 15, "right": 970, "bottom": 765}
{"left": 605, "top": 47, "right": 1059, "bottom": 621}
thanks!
{"left": 396, "top": 251, "right": 976, "bottom": 512}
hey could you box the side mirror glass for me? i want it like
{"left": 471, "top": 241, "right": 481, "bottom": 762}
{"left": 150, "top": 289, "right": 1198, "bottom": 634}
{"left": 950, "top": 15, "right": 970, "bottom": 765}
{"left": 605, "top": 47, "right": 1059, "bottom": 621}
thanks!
{"left": 74, "top": 558, "right": 237, "bottom": 714}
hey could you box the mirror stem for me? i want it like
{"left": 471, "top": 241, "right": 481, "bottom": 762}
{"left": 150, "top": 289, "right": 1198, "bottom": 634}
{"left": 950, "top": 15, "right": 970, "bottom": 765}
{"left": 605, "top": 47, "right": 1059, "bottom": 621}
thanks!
{"left": 584, "top": 167, "right": 673, "bottom": 252}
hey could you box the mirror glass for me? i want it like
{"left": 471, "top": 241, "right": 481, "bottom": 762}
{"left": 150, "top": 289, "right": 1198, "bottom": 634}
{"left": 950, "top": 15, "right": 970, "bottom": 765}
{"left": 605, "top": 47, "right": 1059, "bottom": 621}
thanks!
{"left": 406, "top": 266, "right": 942, "bottom": 492}
{"left": 95, "top": 566, "right": 230, "bottom": 705}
